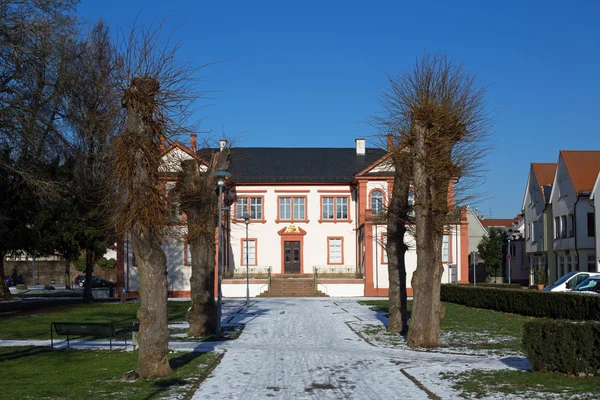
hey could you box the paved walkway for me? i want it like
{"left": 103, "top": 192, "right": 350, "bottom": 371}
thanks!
{"left": 190, "top": 298, "right": 521, "bottom": 399}
{"left": 0, "top": 298, "right": 526, "bottom": 399}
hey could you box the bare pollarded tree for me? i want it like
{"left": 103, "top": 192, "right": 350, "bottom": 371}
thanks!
{"left": 173, "top": 146, "right": 230, "bottom": 337}
{"left": 375, "top": 52, "right": 491, "bottom": 347}
{"left": 110, "top": 21, "right": 208, "bottom": 379}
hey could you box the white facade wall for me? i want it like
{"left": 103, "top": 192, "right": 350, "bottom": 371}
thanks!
{"left": 370, "top": 223, "right": 462, "bottom": 289}
{"left": 228, "top": 185, "right": 358, "bottom": 275}
{"left": 523, "top": 173, "right": 546, "bottom": 254}
{"left": 551, "top": 160, "right": 577, "bottom": 252}
{"left": 316, "top": 283, "right": 364, "bottom": 297}
{"left": 551, "top": 157, "right": 597, "bottom": 276}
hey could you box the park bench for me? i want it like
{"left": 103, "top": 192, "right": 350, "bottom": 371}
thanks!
{"left": 50, "top": 321, "right": 127, "bottom": 350}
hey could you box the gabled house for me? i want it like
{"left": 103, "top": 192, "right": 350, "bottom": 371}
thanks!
{"left": 117, "top": 137, "right": 470, "bottom": 297}
{"left": 522, "top": 162, "right": 557, "bottom": 284}
{"left": 549, "top": 151, "right": 600, "bottom": 281}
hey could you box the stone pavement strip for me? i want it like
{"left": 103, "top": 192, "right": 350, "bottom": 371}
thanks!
{"left": 190, "top": 298, "right": 520, "bottom": 400}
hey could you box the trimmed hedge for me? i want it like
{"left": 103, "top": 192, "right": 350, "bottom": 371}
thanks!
{"left": 441, "top": 284, "right": 600, "bottom": 320}
{"left": 523, "top": 319, "right": 600, "bottom": 374}
{"left": 475, "top": 283, "right": 522, "bottom": 290}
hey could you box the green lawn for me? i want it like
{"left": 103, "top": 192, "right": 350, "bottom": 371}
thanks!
{"left": 0, "top": 346, "right": 220, "bottom": 400}
{"left": 440, "top": 369, "right": 600, "bottom": 399}
{"left": 0, "top": 301, "right": 191, "bottom": 340}
{"left": 359, "top": 300, "right": 528, "bottom": 352}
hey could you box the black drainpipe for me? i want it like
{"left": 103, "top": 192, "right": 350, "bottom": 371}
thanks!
{"left": 574, "top": 195, "right": 580, "bottom": 272}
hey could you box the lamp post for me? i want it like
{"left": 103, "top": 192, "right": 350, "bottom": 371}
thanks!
{"left": 211, "top": 168, "right": 231, "bottom": 338}
{"left": 242, "top": 213, "right": 250, "bottom": 307}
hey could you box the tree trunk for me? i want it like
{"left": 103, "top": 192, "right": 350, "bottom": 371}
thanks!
{"left": 386, "top": 152, "right": 411, "bottom": 334}
{"left": 0, "top": 255, "right": 11, "bottom": 300}
{"left": 83, "top": 250, "right": 94, "bottom": 302}
{"left": 64, "top": 259, "right": 71, "bottom": 290}
{"left": 407, "top": 123, "right": 445, "bottom": 348}
{"left": 130, "top": 226, "right": 172, "bottom": 378}
{"left": 187, "top": 233, "right": 217, "bottom": 336}
{"left": 178, "top": 153, "right": 228, "bottom": 337}
{"left": 120, "top": 76, "right": 173, "bottom": 379}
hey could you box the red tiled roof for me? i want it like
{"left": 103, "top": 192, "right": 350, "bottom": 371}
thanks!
{"left": 480, "top": 219, "right": 517, "bottom": 228}
{"left": 531, "top": 163, "right": 556, "bottom": 186}
{"left": 531, "top": 163, "right": 557, "bottom": 202}
{"left": 561, "top": 150, "right": 600, "bottom": 194}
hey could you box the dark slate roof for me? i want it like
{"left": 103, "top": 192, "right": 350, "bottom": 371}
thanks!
{"left": 223, "top": 147, "right": 387, "bottom": 183}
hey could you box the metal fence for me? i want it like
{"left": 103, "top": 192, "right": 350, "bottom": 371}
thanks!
{"left": 222, "top": 266, "right": 271, "bottom": 280}
{"left": 313, "top": 266, "right": 363, "bottom": 280}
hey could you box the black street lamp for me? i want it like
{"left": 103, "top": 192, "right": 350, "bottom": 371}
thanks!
{"left": 211, "top": 168, "right": 231, "bottom": 338}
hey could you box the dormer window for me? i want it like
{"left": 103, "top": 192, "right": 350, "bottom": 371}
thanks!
{"left": 370, "top": 190, "right": 384, "bottom": 216}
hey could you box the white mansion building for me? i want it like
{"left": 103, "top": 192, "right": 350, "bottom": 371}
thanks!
{"left": 116, "top": 136, "right": 470, "bottom": 297}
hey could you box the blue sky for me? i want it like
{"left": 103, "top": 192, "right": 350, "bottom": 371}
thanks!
{"left": 78, "top": 0, "right": 600, "bottom": 218}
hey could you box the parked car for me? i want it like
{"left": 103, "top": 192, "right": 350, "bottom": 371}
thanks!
{"left": 4, "top": 276, "right": 13, "bottom": 287}
{"left": 542, "top": 271, "right": 600, "bottom": 292}
{"left": 572, "top": 276, "right": 600, "bottom": 295}
{"left": 74, "top": 275, "right": 115, "bottom": 288}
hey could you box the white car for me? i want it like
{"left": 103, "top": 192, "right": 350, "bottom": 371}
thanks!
{"left": 542, "top": 271, "right": 600, "bottom": 292}
{"left": 572, "top": 276, "right": 600, "bottom": 295}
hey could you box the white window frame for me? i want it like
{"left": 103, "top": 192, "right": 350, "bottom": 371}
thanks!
{"left": 370, "top": 190, "right": 384, "bottom": 216}
{"left": 442, "top": 234, "right": 449, "bottom": 263}
{"left": 328, "top": 237, "right": 343, "bottom": 264}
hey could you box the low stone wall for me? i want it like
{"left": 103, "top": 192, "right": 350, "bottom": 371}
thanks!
{"left": 5, "top": 260, "right": 117, "bottom": 287}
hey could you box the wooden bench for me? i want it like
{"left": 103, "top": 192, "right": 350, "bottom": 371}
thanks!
{"left": 50, "top": 322, "right": 126, "bottom": 350}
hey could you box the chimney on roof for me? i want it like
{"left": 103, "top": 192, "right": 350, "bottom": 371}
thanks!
{"left": 189, "top": 134, "right": 197, "bottom": 153}
{"left": 220, "top": 139, "right": 227, "bottom": 152}
{"left": 355, "top": 138, "right": 365, "bottom": 155}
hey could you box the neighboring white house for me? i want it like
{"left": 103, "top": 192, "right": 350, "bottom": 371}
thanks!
{"left": 465, "top": 206, "right": 488, "bottom": 283}
{"left": 522, "top": 162, "right": 557, "bottom": 284}
{"left": 549, "top": 151, "right": 600, "bottom": 281}
{"left": 117, "top": 136, "right": 470, "bottom": 297}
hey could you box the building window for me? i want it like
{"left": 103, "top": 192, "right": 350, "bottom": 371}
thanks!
{"left": 278, "top": 197, "right": 306, "bottom": 222}
{"left": 132, "top": 252, "right": 137, "bottom": 268}
{"left": 327, "top": 237, "right": 343, "bottom": 264}
{"left": 511, "top": 245, "right": 516, "bottom": 257}
{"left": 237, "top": 197, "right": 263, "bottom": 221}
{"left": 566, "top": 255, "right": 572, "bottom": 273}
{"left": 167, "top": 188, "right": 183, "bottom": 223}
{"left": 574, "top": 255, "right": 579, "bottom": 272}
{"left": 241, "top": 239, "right": 257, "bottom": 266}
{"left": 554, "top": 217, "right": 560, "bottom": 239}
{"left": 559, "top": 256, "right": 565, "bottom": 277}
{"left": 530, "top": 222, "right": 535, "bottom": 241}
{"left": 320, "top": 196, "right": 350, "bottom": 222}
{"left": 370, "top": 190, "right": 384, "bottom": 216}
{"left": 561, "top": 215, "right": 567, "bottom": 238}
{"left": 442, "top": 234, "right": 449, "bottom": 262}
{"left": 588, "top": 213, "right": 595, "bottom": 237}
{"left": 568, "top": 214, "right": 574, "bottom": 237}
{"left": 408, "top": 189, "right": 415, "bottom": 217}
{"left": 588, "top": 254, "right": 596, "bottom": 272}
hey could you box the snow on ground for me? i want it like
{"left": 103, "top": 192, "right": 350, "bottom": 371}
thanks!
{"left": 0, "top": 297, "right": 532, "bottom": 398}
{"left": 190, "top": 298, "right": 525, "bottom": 400}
